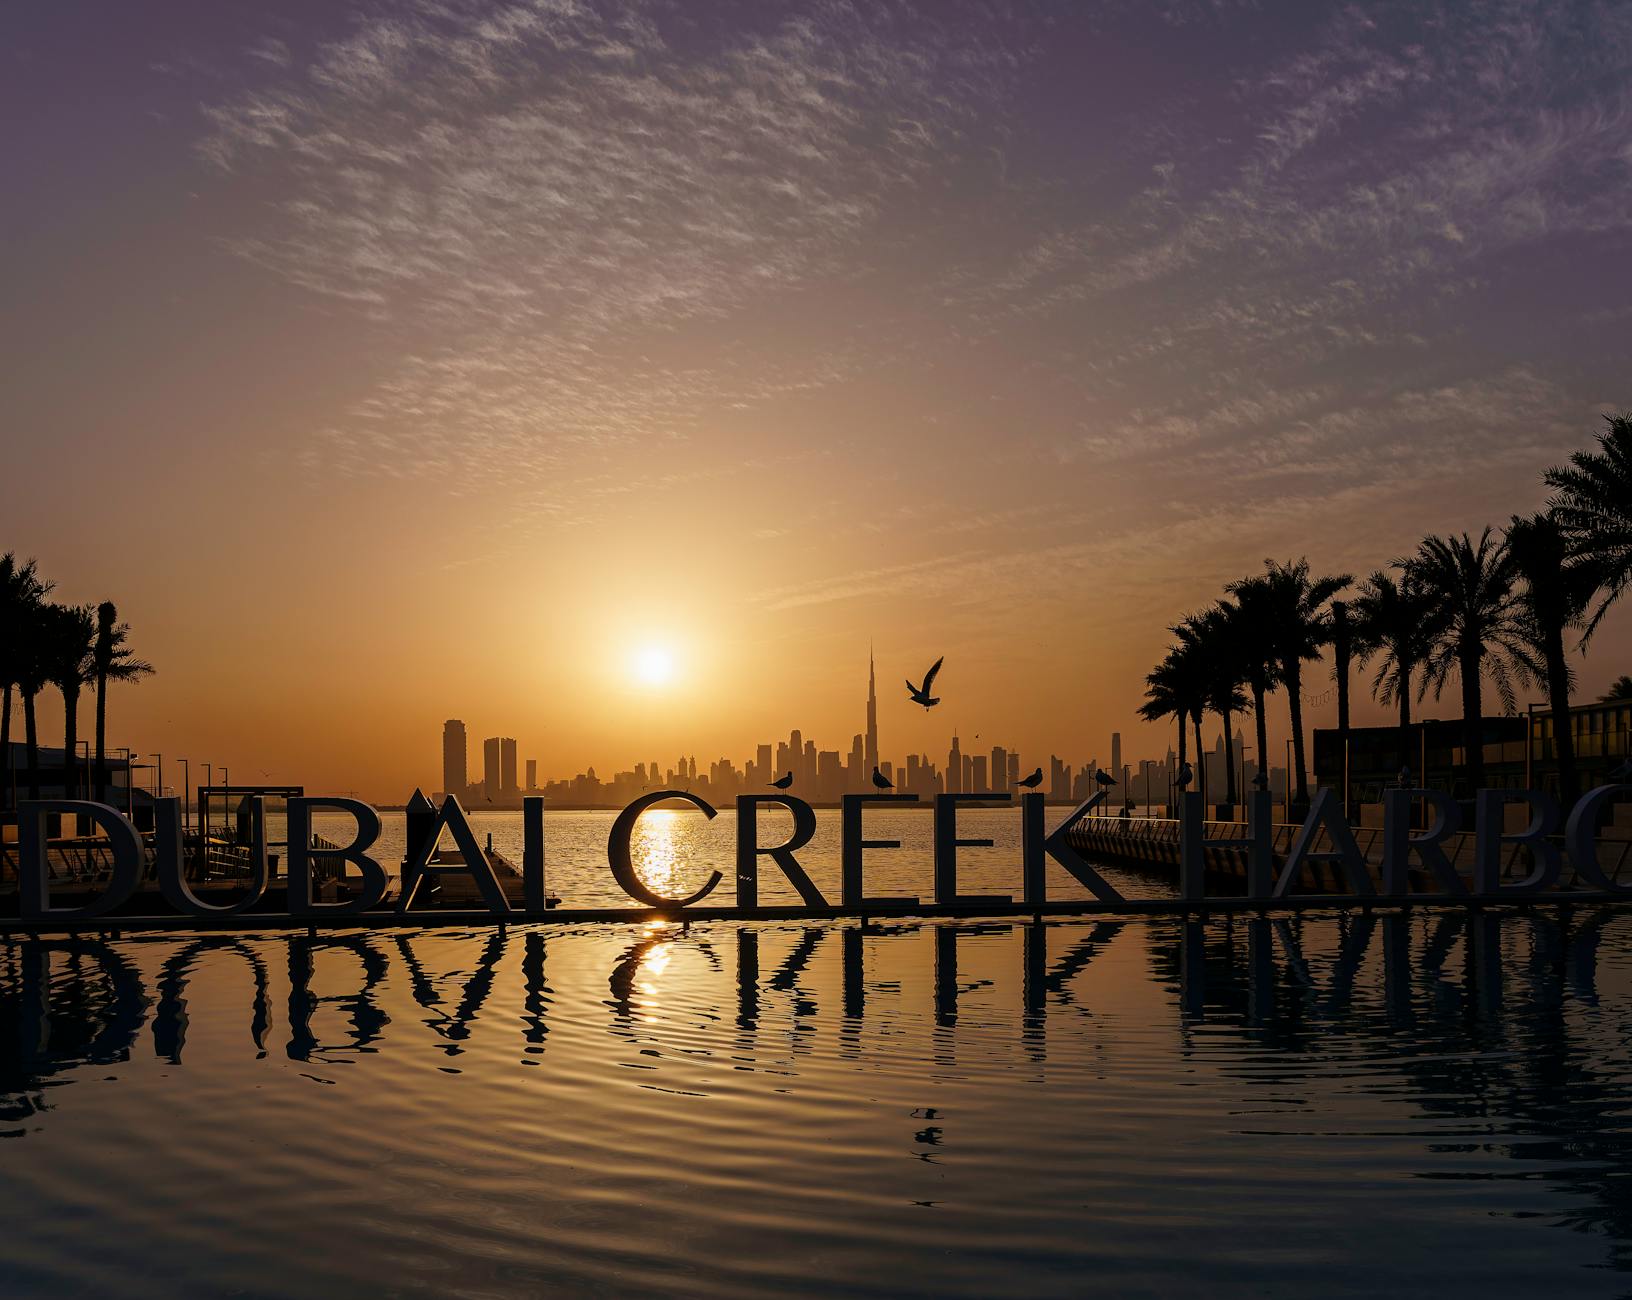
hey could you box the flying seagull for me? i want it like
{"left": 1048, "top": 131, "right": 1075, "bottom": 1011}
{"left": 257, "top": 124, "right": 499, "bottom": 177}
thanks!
{"left": 771, "top": 771, "right": 794, "bottom": 789}
{"left": 1018, "top": 767, "right": 1043, "bottom": 788}
{"left": 1094, "top": 770, "right": 1118, "bottom": 788}
{"left": 872, "top": 766, "right": 894, "bottom": 790}
{"left": 906, "top": 656, "right": 944, "bottom": 709}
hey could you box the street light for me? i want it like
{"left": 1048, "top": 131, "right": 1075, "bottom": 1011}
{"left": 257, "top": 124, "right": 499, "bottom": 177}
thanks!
{"left": 178, "top": 758, "right": 190, "bottom": 831}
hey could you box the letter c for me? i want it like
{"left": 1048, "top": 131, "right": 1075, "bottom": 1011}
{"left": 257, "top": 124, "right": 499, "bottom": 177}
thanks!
{"left": 607, "top": 790, "right": 723, "bottom": 909}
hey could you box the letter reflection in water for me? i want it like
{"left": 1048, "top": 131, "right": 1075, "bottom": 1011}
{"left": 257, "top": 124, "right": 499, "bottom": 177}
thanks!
{"left": 16, "top": 916, "right": 1632, "bottom": 1290}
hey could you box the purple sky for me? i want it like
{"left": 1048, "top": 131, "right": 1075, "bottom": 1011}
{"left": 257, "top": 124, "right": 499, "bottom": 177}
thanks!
{"left": 4, "top": 0, "right": 1630, "bottom": 793}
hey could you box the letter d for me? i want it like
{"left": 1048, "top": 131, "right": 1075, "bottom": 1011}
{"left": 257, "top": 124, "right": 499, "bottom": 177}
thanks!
{"left": 19, "top": 801, "right": 143, "bottom": 921}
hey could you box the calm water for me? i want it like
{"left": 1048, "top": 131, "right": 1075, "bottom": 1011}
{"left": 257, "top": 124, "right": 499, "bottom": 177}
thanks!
{"left": 7, "top": 811, "right": 1632, "bottom": 1295}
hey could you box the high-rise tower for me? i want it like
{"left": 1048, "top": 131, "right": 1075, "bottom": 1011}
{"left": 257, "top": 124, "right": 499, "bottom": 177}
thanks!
{"left": 442, "top": 720, "right": 467, "bottom": 799}
{"left": 864, "top": 646, "right": 879, "bottom": 776}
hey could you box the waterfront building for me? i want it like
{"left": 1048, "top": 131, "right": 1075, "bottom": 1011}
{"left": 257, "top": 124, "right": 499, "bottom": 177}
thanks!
{"left": 442, "top": 720, "right": 467, "bottom": 801}
{"left": 864, "top": 649, "right": 879, "bottom": 778}
{"left": 482, "top": 737, "right": 500, "bottom": 802}
{"left": 1315, "top": 697, "right": 1632, "bottom": 810}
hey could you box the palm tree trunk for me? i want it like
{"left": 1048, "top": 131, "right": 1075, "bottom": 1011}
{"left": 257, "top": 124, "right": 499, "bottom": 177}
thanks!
{"left": 1252, "top": 679, "right": 1269, "bottom": 793}
{"left": 1192, "top": 711, "right": 1206, "bottom": 807}
{"left": 1221, "top": 706, "right": 1238, "bottom": 805}
{"left": 0, "top": 683, "right": 10, "bottom": 812}
{"left": 1175, "top": 715, "right": 1189, "bottom": 808}
{"left": 95, "top": 671, "right": 108, "bottom": 804}
{"left": 1285, "top": 658, "right": 1309, "bottom": 805}
{"left": 1398, "top": 669, "right": 1413, "bottom": 775}
{"left": 62, "top": 685, "right": 79, "bottom": 802}
{"left": 1333, "top": 603, "right": 1350, "bottom": 811}
{"left": 1459, "top": 648, "right": 1484, "bottom": 793}
{"left": 23, "top": 689, "right": 40, "bottom": 800}
{"left": 1544, "top": 629, "right": 1578, "bottom": 809}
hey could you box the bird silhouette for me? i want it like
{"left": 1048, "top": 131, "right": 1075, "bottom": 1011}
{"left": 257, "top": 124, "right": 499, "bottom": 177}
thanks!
{"left": 1018, "top": 767, "right": 1043, "bottom": 788}
{"left": 906, "top": 656, "right": 944, "bottom": 709}
{"left": 872, "top": 766, "right": 894, "bottom": 790}
{"left": 1094, "top": 770, "right": 1118, "bottom": 788}
{"left": 1609, "top": 759, "right": 1632, "bottom": 782}
{"left": 770, "top": 771, "right": 794, "bottom": 789}
{"left": 1176, "top": 760, "right": 1193, "bottom": 789}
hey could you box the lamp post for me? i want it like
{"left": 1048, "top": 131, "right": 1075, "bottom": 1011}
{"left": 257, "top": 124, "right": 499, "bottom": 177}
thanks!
{"left": 179, "top": 758, "right": 190, "bottom": 831}
{"left": 119, "top": 746, "right": 134, "bottom": 817}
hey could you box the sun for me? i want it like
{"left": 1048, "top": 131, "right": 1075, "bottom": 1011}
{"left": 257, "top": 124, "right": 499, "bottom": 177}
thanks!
{"left": 632, "top": 645, "right": 676, "bottom": 687}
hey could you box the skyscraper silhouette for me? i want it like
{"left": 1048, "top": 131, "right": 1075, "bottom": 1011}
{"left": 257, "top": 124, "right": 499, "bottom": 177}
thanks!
{"left": 442, "top": 719, "right": 467, "bottom": 799}
{"left": 864, "top": 646, "right": 879, "bottom": 778}
{"left": 483, "top": 737, "right": 500, "bottom": 802}
{"left": 501, "top": 737, "right": 518, "bottom": 794}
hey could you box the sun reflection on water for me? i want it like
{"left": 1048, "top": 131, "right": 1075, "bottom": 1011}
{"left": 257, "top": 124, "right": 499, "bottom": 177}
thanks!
{"left": 630, "top": 808, "right": 711, "bottom": 900}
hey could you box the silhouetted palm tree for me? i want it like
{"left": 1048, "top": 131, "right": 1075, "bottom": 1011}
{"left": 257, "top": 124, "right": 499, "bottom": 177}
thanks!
{"left": 1228, "top": 559, "right": 1350, "bottom": 808}
{"left": 1545, "top": 413, "right": 1632, "bottom": 642}
{"left": 1216, "top": 591, "right": 1278, "bottom": 795}
{"left": 1507, "top": 512, "right": 1596, "bottom": 808}
{"left": 91, "top": 601, "right": 153, "bottom": 803}
{"left": 1601, "top": 676, "right": 1632, "bottom": 703}
{"left": 41, "top": 603, "right": 95, "bottom": 802}
{"left": 0, "top": 554, "right": 51, "bottom": 809}
{"left": 1352, "top": 569, "right": 1441, "bottom": 769}
{"left": 1175, "top": 606, "right": 1248, "bottom": 805}
{"left": 1330, "top": 598, "right": 1353, "bottom": 744}
{"left": 1139, "top": 643, "right": 1206, "bottom": 805}
{"left": 14, "top": 612, "right": 52, "bottom": 803}
{"left": 1406, "top": 529, "right": 1536, "bottom": 793}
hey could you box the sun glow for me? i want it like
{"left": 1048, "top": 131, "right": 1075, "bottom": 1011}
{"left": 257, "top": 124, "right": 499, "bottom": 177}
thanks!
{"left": 633, "top": 645, "right": 676, "bottom": 687}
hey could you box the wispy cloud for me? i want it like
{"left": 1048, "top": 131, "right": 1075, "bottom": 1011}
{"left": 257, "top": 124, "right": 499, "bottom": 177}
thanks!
{"left": 193, "top": 0, "right": 1632, "bottom": 593}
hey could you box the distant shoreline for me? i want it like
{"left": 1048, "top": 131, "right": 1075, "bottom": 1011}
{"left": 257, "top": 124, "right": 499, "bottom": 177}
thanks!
{"left": 373, "top": 798, "right": 1117, "bottom": 813}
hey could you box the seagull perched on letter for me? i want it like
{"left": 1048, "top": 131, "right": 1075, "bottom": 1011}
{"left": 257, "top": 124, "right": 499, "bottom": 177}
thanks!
{"left": 1094, "top": 770, "right": 1118, "bottom": 788}
{"left": 872, "top": 766, "right": 894, "bottom": 789}
{"left": 906, "top": 656, "right": 944, "bottom": 709}
{"left": 771, "top": 771, "right": 794, "bottom": 789}
{"left": 1018, "top": 767, "right": 1043, "bottom": 788}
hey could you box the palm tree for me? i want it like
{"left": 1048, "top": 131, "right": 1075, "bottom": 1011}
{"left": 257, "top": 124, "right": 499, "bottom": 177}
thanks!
{"left": 1601, "top": 676, "right": 1632, "bottom": 703}
{"left": 1506, "top": 513, "right": 1596, "bottom": 808}
{"left": 1174, "top": 606, "right": 1248, "bottom": 806}
{"left": 1139, "top": 642, "right": 1206, "bottom": 807}
{"left": 1216, "top": 591, "right": 1279, "bottom": 796}
{"left": 0, "top": 553, "right": 51, "bottom": 809}
{"left": 40, "top": 603, "right": 95, "bottom": 802}
{"left": 1545, "top": 413, "right": 1632, "bottom": 641}
{"left": 1330, "top": 598, "right": 1354, "bottom": 808}
{"left": 1227, "top": 559, "right": 1350, "bottom": 808}
{"left": 91, "top": 602, "right": 153, "bottom": 803}
{"left": 14, "top": 609, "right": 52, "bottom": 802}
{"left": 1352, "top": 569, "right": 1441, "bottom": 771}
{"left": 1406, "top": 529, "right": 1536, "bottom": 793}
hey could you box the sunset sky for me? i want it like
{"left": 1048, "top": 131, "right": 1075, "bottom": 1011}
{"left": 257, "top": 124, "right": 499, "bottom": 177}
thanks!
{"left": 6, "top": 0, "right": 1631, "bottom": 798}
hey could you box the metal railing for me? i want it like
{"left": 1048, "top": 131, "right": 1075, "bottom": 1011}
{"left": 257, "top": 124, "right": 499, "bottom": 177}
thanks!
{"left": 1069, "top": 816, "right": 1632, "bottom": 887}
